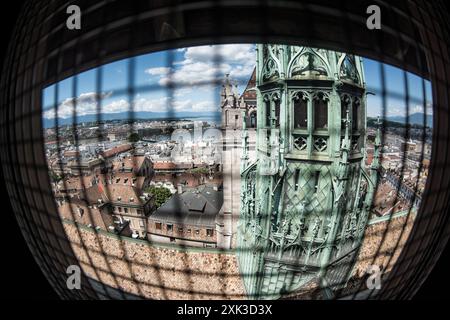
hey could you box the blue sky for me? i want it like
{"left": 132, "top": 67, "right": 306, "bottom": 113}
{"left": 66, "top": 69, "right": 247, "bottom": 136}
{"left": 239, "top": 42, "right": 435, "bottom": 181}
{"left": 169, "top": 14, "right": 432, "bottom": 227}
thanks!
{"left": 42, "top": 44, "right": 432, "bottom": 120}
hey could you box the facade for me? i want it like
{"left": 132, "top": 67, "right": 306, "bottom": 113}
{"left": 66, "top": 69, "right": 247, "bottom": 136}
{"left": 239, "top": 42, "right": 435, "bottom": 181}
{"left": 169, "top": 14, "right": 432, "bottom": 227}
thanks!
{"left": 240, "top": 68, "right": 258, "bottom": 129}
{"left": 221, "top": 70, "right": 257, "bottom": 130}
{"left": 113, "top": 155, "right": 154, "bottom": 178}
{"left": 147, "top": 185, "right": 227, "bottom": 248}
{"left": 220, "top": 70, "right": 258, "bottom": 250}
{"left": 65, "top": 152, "right": 157, "bottom": 239}
{"left": 109, "top": 185, "right": 155, "bottom": 238}
{"left": 80, "top": 182, "right": 155, "bottom": 238}
{"left": 238, "top": 45, "right": 380, "bottom": 299}
{"left": 58, "top": 198, "right": 114, "bottom": 232}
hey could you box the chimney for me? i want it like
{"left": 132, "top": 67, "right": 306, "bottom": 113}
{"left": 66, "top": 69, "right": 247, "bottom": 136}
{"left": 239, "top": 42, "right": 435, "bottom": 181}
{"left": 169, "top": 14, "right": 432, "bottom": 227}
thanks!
{"left": 177, "top": 184, "right": 183, "bottom": 194}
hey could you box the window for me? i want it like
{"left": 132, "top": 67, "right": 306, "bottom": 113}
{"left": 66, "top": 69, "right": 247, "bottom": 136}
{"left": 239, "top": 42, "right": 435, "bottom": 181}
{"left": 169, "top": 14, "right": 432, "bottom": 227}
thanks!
{"left": 118, "top": 207, "right": 122, "bottom": 212}
{"left": 155, "top": 222, "right": 162, "bottom": 230}
{"left": 187, "top": 229, "right": 192, "bottom": 234}
{"left": 139, "top": 220, "right": 145, "bottom": 229}
{"left": 178, "top": 227, "right": 183, "bottom": 233}
{"left": 250, "top": 112, "right": 257, "bottom": 128}
{"left": 274, "top": 100, "right": 280, "bottom": 127}
{"left": 124, "top": 208, "right": 128, "bottom": 213}
{"left": 352, "top": 100, "right": 359, "bottom": 131}
{"left": 294, "top": 98, "right": 307, "bottom": 129}
{"left": 314, "top": 97, "right": 328, "bottom": 129}
{"left": 167, "top": 224, "right": 173, "bottom": 232}
{"left": 206, "top": 229, "right": 214, "bottom": 237}
{"left": 265, "top": 100, "right": 271, "bottom": 127}
{"left": 195, "top": 229, "right": 200, "bottom": 235}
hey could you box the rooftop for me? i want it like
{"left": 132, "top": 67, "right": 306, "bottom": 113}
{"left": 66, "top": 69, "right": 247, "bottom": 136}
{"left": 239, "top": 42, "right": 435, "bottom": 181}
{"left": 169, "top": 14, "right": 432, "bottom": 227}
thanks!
{"left": 149, "top": 185, "right": 223, "bottom": 228}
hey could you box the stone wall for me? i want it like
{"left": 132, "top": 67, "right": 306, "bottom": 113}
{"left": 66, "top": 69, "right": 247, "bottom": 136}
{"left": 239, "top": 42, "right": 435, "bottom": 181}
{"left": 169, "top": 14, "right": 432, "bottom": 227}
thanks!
{"left": 354, "top": 212, "right": 415, "bottom": 278}
{"left": 63, "top": 223, "right": 246, "bottom": 300}
{"left": 62, "top": 210, "right": 415, "bottom": 299}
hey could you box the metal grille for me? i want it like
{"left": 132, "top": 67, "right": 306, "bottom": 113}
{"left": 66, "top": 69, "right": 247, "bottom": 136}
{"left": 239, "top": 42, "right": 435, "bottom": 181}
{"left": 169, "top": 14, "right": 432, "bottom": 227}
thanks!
{"left": 0, "top": 0, "right": 449, "bottom": 300}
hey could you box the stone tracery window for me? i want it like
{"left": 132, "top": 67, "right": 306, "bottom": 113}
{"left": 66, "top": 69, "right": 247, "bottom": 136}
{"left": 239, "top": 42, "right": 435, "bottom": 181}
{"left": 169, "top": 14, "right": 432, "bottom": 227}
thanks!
{"left": 313, "top": 93, "right": 328, "bottom": 130}
{"left": 249, "top": 111, "right": 257, "bottom": 128}
{"left": 264, "top": 97, "right": 271, "bottom": 127}
{"left": 293, "top": 94, "right": 308, "bottom": 129}
{"left": 340, "top": 55, "right": 360, "bottom": 83}
{"left": 352, "top": 98, "right": 360, "bottom": 131}
{"left": 291, "top": 51, "right": 328, "bottom": 78}
{"left": 274, "top": 98, "right": 281, "bottom": 127}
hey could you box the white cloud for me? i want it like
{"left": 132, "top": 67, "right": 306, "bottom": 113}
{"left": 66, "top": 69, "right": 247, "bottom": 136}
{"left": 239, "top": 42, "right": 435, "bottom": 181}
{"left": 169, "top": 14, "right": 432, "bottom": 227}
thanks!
{"left": 145, "top": 67, "right": 171, "bottom": 76}
{"left": 386, "top": 102, "right": 433, "bottom": 117}
{"left": 192, "top": 101, "right": 215, "bottom": 112}
{"left": 184, "top": 44, "right": 255, "bottom": 66}
{"left": 387, "top": 107, "right": 403, "bottom": 116}
{"left": 103, "top": 99, "right": 129, "bottom": 113}
{"left": 44, "top": 92, "right": 218, "bottom": 119}
{"left": 45, "top": 45, "right": 253, "bottom": 119}
{"left": 43, "top": 92, "right": 112, "bottom": 119}
{"left": 411, "top": 102, "right": 433, "bottom": 115}
{"left": 156, "top": 44, "right": 256, "bottom": 88}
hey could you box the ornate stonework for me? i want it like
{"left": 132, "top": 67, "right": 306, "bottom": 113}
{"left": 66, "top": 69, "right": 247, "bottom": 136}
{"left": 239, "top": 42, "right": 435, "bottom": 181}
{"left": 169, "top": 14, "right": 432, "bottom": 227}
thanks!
{"left": 237, "top": 45, "right": 380, "bottom": 299}
{"left": 221, "top": 70, "right": 257, "bottom": 130}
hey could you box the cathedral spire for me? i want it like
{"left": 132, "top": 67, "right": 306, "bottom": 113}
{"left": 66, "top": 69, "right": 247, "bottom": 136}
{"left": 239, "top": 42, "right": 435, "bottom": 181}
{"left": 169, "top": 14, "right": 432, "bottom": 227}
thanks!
{"left": 238, "top": 44, "right": 372, "bottom": 299}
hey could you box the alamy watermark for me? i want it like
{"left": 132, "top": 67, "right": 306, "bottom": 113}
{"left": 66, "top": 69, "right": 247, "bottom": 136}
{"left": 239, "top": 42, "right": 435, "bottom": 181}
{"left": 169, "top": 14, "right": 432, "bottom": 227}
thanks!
{"left": 66, "top": 265, "right": 81, "bottom": 290}
{"left": 66, "top": 5, "right": 81, "bottom": 30}
{"left": 366, "top": 265, "right": 382, "bottom": 290}
{"left": 367, "top": 5, "right": 381, "bottom": 30}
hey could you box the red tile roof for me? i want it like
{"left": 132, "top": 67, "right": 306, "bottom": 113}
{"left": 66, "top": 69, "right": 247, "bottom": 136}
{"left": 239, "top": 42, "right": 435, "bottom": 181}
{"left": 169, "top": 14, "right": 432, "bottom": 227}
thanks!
{"left": 153, "top": 162, "right": 193, "bottom": 170}
{"left": 101, "top": 144, "right": 132, "bottom": 158}
{"left": 58, "top": 199, "right": 113, "bottom": 230}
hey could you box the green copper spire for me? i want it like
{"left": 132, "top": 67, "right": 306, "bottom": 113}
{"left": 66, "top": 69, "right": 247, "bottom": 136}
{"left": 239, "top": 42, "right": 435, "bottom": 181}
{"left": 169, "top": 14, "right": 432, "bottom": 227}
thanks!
{"left": 237, "top": 44, "right": 378, "bottom": 299}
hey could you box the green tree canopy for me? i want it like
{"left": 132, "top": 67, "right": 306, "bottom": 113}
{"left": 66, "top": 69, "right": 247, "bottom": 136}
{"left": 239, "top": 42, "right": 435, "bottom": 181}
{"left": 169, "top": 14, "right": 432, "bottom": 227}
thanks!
{"left": 146, "top": 186, "right": 172, "bottom": 208}
{"left": 128, "top": 132, "right": 140, "bottom": 143}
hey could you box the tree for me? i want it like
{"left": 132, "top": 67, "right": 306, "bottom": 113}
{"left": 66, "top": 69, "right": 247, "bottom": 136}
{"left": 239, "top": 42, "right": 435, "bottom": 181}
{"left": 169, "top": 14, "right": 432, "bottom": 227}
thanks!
{"left": 146, "top": 186, "right": 172, "bottom": 208}
{"left": 128, "top": 133, "right": 140, "bottom": 143}
{"left": 188, "top": 167, "right": 209, "bottom": 174}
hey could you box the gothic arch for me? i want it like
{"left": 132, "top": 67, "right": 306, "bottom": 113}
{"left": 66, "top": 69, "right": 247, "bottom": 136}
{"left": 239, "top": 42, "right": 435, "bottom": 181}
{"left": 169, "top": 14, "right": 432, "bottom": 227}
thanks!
{"left": 249, "top": 110, "right": 257, "bottom": 128}
{"left": 312, "top": 91, "right": 330, "bottom": 101}
{"left": 262, "top": 57, "right": 280, "bottom": 82}
{"left": 270, "top": 91, "right": 281, "bottom": 102}
{"left": 288, "top": 49, "right": 331, "bottom": 78}
{"left": 337, "top": 54, "right": 361, "bottom": 84}
{"left": 290, "top": 90, "right": 310, "bottom": 102}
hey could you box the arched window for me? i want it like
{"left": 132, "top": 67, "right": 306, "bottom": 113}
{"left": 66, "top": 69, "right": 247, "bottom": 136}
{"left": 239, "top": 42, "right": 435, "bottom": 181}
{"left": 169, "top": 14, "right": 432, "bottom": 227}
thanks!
{"left": 250, "top": 112, "right": 257, "bottom": 128}
{"left": 265, "top": 99, "right": 271, "bottom": 127}
{"left": 294, "top": 96, "right": 307, "bottom": 129}
{"left": 314, "top": 95, "right": 328, "bottom": 130}
{"left": 274, "top": 99, "right": 281, "bottom": 127}
{"left": 352, "top": 99, "right": 360, "bottom": 131}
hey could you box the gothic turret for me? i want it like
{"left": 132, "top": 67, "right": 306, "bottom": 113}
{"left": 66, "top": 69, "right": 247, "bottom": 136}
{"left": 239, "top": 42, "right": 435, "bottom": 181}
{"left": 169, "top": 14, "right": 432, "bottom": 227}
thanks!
{"left": 238, "top": 45, "right": 377, "bottom": 299}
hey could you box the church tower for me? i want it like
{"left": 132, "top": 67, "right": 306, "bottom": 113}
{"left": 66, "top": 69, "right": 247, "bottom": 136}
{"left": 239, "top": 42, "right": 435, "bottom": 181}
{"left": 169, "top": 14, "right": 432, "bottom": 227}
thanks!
{"left": 221, "top": 74, "right": 246, "bottom": 130}
{"left": 238, "top": 44, "right": 380, "bottom": 299}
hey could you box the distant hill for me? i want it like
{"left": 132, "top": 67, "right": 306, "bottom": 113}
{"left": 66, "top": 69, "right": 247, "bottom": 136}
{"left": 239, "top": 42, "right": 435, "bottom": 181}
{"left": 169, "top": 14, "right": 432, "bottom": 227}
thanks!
{"left": 387, "top": 113, "right": 433, "bottom": 127}
{"left": 42, "top": 111, "right": 222, "bottom": 128}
